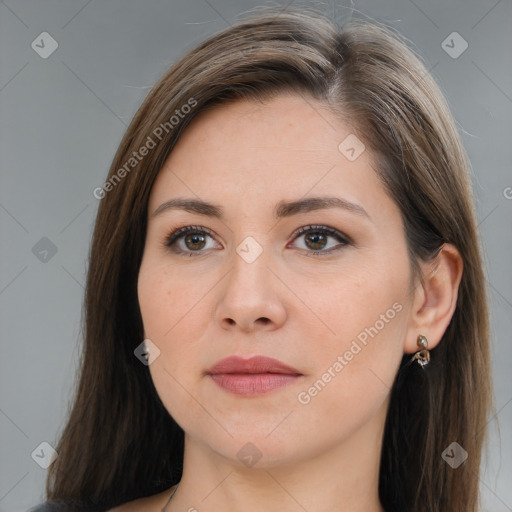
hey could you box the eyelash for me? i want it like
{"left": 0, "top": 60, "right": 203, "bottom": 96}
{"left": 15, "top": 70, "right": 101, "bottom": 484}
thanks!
{"left": 162, "top": 224, "right": 352, "bottom": 257}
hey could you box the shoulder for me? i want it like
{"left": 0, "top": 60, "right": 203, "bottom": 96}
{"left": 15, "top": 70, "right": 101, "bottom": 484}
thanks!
{"left": 28, "top": 497, "right": 152, "bottom": 512}
{"left": 30, "top": 486, "right": 176, "bottom": 512}
{"left": 28, "top": 503, "right": 88, "bottom": 512}
{"left": 29, "top": 497, "right": 155, "bottom": 512}
{"left": 109, "top": 486, "right": 177, "bottom": 512}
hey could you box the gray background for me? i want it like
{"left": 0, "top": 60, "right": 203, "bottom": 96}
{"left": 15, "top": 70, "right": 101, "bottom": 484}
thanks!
{"left": 0, "top": 0, "right": 511, "bottom": 511}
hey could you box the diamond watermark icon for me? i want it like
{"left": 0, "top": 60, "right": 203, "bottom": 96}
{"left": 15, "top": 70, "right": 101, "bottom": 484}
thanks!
{"left": 236, "top": 236, "right": 263, "bottom": 264}
{"left": 32, "top": 237, "right": 58, "bottom": 263}
{"left": 441, "top": 32, "right": 468, "bottom": 59}
{"left": 237, "top": 442, "right": 262, "bottom": 467}
{"left": 134, "top": 338, "right": 161, "bottom": 366}
{"left": 442, "top": 441, "right": 468, "bottom": 468}
{"left": 31, "top": 32, "right": 59, "bottom": 59}
{"left": 338, "top": 134, "right": 365, "bottom": 161}
{"left": 31, "top": 441, "right": 58, "bottom": 469}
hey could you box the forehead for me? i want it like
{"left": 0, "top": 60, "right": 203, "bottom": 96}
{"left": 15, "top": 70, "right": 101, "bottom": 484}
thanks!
{"left": 148, "top": 93, "right": 390, "bottom": 222}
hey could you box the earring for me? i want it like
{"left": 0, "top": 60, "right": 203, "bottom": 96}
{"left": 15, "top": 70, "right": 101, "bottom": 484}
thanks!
{"left": 411, "top": 334, "right": 430, "bottom": 368}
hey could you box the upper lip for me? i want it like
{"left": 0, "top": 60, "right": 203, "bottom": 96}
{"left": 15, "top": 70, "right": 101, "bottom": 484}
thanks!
{"left": 207, "top": 355, "right": 302, "bottom": 375}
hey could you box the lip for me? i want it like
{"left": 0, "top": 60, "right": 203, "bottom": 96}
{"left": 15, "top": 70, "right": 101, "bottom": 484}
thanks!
{"left": 208, "top": 355, "right": 301, "bottom": 375}
{"left": 207, "top": 355, "right": 303, "bottom": 397}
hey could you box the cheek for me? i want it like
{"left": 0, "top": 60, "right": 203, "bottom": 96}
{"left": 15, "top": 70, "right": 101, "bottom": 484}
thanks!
{"left": 290, "top": 274, "right": 408, "bottom": 450}
{"left": 137, "top": 260, "right": 211, "bottom": 415}
{"left": 300, "top": 257, "right": 408, "bottom": 343}
{"left": 138, "top": 260, "right": 209, "bottom": 340}
{"left": 298, "top": 260, "right": 410, "bottom": 395}
{"left": 138, "top": 258, "right": 180, "bottom": 331}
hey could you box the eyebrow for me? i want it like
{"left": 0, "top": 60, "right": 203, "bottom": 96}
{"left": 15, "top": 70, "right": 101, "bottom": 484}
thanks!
{"left": 152, "top": 196, "right": 371, "bottom": 221}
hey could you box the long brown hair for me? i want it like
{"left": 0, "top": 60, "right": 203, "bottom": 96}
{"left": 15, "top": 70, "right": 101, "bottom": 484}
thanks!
{"left": 45, "top": 7, "right": 492, "bottom": 511}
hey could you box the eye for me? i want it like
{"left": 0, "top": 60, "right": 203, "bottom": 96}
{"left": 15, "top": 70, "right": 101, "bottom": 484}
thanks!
{"left": 164, "top": 225, "right": 219, "bottom": 256}
{"left": 163, "top": 224, "right": 351, "bottom": 257}
{"left": 289, "top": 225, "right": 351, "bottom": 256}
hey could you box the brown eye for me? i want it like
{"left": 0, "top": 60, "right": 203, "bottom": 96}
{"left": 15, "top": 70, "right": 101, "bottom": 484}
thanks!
{"left": 165, "top": 226, "right": 219, "bottom": 256}
{"left": 183, "top": 232, "right": 207, "bottom": 251}
{"left": 304, "top": 231, "right": 328, "bottom": 251}
{"left": 291, "top": 225, "right": 351, "bottom": 256}
{"left": 163, "top": 224, "right": 351, "bottom": 258}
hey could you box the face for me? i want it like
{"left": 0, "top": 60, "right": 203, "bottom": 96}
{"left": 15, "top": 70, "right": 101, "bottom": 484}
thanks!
{"left": 137, "top": 93, "right": 416, "bottom": 468}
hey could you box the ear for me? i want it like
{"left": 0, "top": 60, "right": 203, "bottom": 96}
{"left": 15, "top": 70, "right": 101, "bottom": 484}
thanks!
{"left": 404, "top": 243, "right": 463, "bottom": 354}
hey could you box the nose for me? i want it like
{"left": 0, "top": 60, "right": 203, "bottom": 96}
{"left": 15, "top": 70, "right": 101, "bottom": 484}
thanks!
{"left": 214, "top": 241, "right": 287, "bottom": 333}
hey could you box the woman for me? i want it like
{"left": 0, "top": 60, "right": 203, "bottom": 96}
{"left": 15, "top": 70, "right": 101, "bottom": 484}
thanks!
{"left": 31, "top": 6, "right": 492, "bottom": 512}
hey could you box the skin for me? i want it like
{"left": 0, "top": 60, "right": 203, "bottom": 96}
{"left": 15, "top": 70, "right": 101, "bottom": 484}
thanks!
{"left": 115, "top": 93, "right": 462, "bottom": 512}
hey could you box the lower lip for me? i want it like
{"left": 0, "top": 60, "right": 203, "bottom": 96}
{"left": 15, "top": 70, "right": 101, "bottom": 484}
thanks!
{"left": 209, "top": 373, "right": 301, "bottom": 396}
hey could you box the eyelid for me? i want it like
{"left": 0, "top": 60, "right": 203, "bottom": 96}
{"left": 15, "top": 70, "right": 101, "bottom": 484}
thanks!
{"left": 290, "top": 224, "right": 352, "bottom": 245}
{"left": 163, "top": 225, "right": 218, "bottom": 249}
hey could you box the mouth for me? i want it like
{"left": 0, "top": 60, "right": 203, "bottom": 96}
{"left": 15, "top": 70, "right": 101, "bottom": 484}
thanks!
{"left": 206, "top": 355, "right": 303, "bottom": 397}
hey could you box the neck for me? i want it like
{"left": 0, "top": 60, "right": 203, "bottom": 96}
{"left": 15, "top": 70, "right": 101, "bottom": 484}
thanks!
{"left": 165, "top": 408, "right": 387, "bottom": 512}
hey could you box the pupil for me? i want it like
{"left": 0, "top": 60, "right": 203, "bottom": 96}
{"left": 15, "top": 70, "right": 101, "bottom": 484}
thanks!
{"left": 186, "top": 233, "right": 205, "bottom": 250}
{"left": 306, "top": 232, "right": 326, "bottom": 250}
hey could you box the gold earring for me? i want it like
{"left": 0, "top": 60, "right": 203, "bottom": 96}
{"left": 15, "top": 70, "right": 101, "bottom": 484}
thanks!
{"left": 411, "top": 334, "right": 430, "bottom": 368}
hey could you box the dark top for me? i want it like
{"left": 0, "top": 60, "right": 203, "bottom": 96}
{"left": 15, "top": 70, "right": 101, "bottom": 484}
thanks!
{"left": 29, "top": 502, "right": 107, "bottom": 512}
{"left": 29, "top": 505, "right": 73, "bottom": 512}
